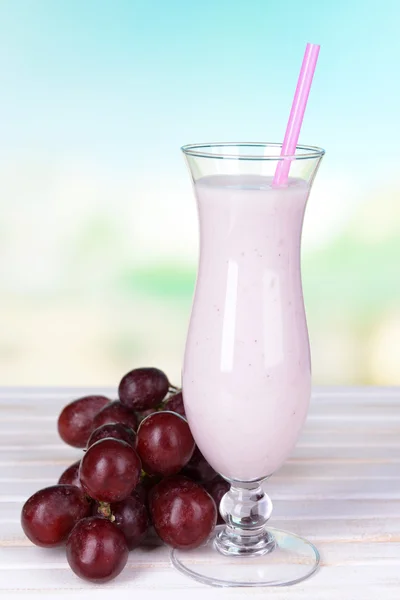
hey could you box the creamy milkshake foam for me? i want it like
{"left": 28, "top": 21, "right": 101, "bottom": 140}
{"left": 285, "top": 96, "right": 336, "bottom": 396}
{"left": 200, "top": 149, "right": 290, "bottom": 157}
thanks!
{"left": 182, "top": 174, "right": 311, "bottom": 482}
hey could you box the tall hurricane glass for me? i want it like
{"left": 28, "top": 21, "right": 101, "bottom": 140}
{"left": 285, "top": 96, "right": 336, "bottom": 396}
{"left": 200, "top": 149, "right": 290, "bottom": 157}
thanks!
{"left": 171, "top": 143, "right": 325, "bottom": 587}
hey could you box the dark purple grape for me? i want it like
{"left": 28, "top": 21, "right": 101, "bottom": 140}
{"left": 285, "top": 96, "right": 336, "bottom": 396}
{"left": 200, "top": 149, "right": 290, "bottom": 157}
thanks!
{"left": 131, "top": 481, "right": 146, "bottom": 505}
{"left": 58, "top": 395, "right": 110, "bottom": 448}
{"left": 181, "top": 446, "right": 217, "bottom": 483}
{"left": 119, "top": 367, "right": 169, "bottom": 411}
{"left": 79, "top": 438, "right": 141, "bottom": 502}
{"left": 21, "top": 485, "right": 91, "bottom": 547}
{"left": 110, "top": 496, "right": 149, "bottom": 550}
{"left": 164, "top": 391, "right": 185, "bottom": 417}
{"left": 132, "top": 473, "right": 162, "bottom": 509}
{"left": 58, "top": 461, "right": 82, "bottom": 489}
{"left": 87, "top": 423, "right": 136, "bottom": 449}
{"left": 92, "top": 400, "right": 137, "bottom": 431}
{"left": 92, "top": 496, "right": 148, "bottom": 548}
{"left": 136, "top": 411, "right": 195, "bottom": 476}
{"left": 66, "top": 517, "right": 128, "bottom": 583}
{"left": 136, "top": 407, "right": 158, "bottom": 424}
{"left": 149, "top": 476, "right": 217, "bottom": 549}
{"left": 204, "top": 476, "right": 230, "bottom": 524}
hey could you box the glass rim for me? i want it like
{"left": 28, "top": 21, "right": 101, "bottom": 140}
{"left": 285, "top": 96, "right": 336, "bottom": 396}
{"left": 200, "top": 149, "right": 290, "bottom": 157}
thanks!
{"left": 181, "top": 142, "right": 325, "bottom": 161}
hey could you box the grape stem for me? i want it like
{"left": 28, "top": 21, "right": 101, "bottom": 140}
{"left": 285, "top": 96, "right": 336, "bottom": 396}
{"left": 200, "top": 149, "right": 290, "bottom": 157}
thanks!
{"left": 168, "top": 385, "right": 181, "bottom": 394}
{"left": 96, "top": 501, "right": 115, "bottom": 522}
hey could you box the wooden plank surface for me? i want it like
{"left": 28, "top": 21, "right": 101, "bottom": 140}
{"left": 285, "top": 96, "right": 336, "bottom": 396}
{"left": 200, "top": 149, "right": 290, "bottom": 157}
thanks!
{"left": 1, "top": 387, "right": 400, "bottom": 598}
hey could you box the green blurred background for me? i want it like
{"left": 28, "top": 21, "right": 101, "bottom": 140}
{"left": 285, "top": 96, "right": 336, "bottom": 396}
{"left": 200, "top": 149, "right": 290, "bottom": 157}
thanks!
{"left": 1, "top": 0, "right": 399, "bottom": 386}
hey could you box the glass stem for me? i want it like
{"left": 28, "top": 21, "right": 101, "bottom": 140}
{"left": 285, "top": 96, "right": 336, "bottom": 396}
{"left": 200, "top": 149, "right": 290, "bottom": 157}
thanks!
{"left": 215, "top": 480, "right": 276, "bottom": 557}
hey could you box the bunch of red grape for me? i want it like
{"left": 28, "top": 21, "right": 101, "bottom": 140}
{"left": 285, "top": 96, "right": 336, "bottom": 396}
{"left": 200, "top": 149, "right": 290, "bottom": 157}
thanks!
{"left": 21, "top": 367, "right": 230, "bottom": 583}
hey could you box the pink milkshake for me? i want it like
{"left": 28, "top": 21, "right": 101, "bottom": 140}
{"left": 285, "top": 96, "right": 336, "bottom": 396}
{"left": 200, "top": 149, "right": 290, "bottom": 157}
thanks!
{"left": 182, "top": 174, "right": 311, "bottom": 482}
{"left": 175, "top": 44, "right": 323, "bottom": 584}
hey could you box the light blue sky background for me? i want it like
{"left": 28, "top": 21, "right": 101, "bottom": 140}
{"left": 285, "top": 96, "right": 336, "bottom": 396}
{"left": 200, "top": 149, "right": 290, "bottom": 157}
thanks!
{"left": 0, "top": 1, "right": 399, "bottom": 385}
{"left": 1, "top": 0, "right": 398, "bottom": 166}
{"left": 1, "top": 0, "right": 399, "bottom": 260}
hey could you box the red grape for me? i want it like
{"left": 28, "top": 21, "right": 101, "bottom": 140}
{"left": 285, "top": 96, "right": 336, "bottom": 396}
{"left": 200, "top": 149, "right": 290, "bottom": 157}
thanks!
{"left": 164, "top": 391, "right": 185, "bottom": 417}
{"left": 182, "top": 446, "right": 217, "bottom": 483}
{"left": 133, "top": 473, "right": 162, "bottom": 509}
{"left": 92, "top": 400, "right": 137, "bottom": 431}
{"left": 57, "top": 395, "right": 110, "bottom": 448}
{"left": 204, "top": 476, "right": 230, "bottom": 524}
{"left": 149, "top": 476, "right": 217, "bottom": 549}
{"left": 109, "top": 496, "right": 149, "bottom": 550}
{"left": 21, "top": 485, "right": 91, "bottom": 547}
{"left": 136, "top": 411, "right": 195, "bottom": 476}
{"left": 66, "top": 517, "right": 128, "bottom": 583}
{"left": 131, "top": 481, "right": 146, "bottom": 505}
{"left": 79, "top": 438, "right": 141, "bottom": 502}
{"left": 119, "top": 367, "right": 169, "bottom": 411}
{"left": 87, "top": 423, "right": 136, "bottom": 449}
{"left": 136, "top": 407, "right": 158, "bottom": 424}
{"left": 58, "top": 461, "right": 82, "bottom": 489}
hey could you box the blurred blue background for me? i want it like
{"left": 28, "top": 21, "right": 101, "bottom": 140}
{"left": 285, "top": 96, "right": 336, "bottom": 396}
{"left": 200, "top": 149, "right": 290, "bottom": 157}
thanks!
{"left": 1, "top": 0, "right": 399, "bottom": 385}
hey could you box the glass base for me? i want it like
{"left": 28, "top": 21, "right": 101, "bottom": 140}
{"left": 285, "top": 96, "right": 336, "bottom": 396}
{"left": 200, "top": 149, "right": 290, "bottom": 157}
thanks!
{"left": 171, "top": 526, "right": 320, "bottom": 588}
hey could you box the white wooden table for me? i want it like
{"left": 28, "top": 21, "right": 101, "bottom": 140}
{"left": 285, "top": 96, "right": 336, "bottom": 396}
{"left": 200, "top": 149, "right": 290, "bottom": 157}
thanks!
{"left": 1, "top": 387, "right": 400, "bottom": 599}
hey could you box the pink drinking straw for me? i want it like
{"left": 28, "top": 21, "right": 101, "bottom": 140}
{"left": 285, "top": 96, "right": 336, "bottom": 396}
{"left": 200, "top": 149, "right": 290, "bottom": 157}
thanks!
{"left": 273, "top": 43, "right": 320, "bottom": 186}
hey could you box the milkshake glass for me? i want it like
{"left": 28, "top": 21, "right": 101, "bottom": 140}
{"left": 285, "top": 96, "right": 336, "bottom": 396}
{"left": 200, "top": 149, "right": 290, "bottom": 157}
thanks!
{"left": 172, "top": 142, "right": 325, "bottom": 587}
